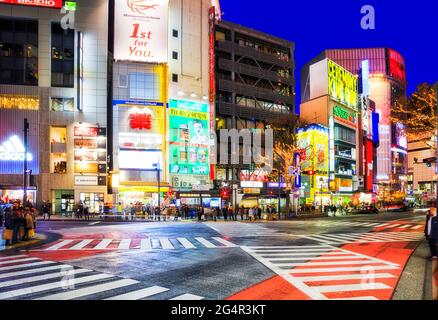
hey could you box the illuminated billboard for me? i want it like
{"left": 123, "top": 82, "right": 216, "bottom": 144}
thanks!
{"left": 296, "top": 125, "right": 329, "bottom": 173}
{"left": 328, "top": 60, "right": 358, "bottom": 109}
{"left": 168, "top": 100, "right": 210, "bottom": 178}
{"left": 0, "top": 0, "right": 63, "bottom": 8}
{"left": 114, "top": 0, "right": 169, "bottom": 63}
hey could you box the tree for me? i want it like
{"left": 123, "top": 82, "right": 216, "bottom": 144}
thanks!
{"left": 391, "top": 83, "right": 438, "bottom": 148}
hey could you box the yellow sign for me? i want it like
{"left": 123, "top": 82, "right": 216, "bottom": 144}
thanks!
{"left": 243, "top": 188, "right": 261, "bottom": 194}
{"left": 296, "top": 125, "right": 329, "bottom": 173}
{"left": 306, "top": 198, "right": 314, "bottom": 205}
{"left": 328, "top": 60, "right": 358, "bottom": 108}
{"left": 119, "top": 186, "right": 170, "bottom": 193}
{"left": 0, "top": 95, "right": 39, "bottom": 110}
{"left": 74, "top": 163, "right": 98, "bottom": 174}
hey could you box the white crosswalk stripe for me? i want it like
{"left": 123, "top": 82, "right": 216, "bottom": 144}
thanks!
{"left": 0, "top": 255, "right": 205, "bottom": 300}
{"left": 35, "top": 237, "right": 238, "bottom": 251}
{"left": 292, "top": 220, "right": 424, "bottom": 231}
{"left": 301, "top": 232, "right": 424, "bottom": 244}
{"left": 242, "top": 244, "right": 402, "bottom": 300}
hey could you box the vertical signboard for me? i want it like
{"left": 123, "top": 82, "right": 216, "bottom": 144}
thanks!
{"left": 208, "top": 6, "right": 216, "bottom": 180}
{"left": 114, "top": 0, "right": 169, "bottom": 63}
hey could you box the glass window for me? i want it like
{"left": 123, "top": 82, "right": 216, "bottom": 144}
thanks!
{"left": 51, "top": 23, "right": 75, "bottom": 87}
{"left": 129, "top": 72, "right": 160, "bottom": 100}
{"left": 50, "top": 97, "right": 75, "bottom": 112}
{"left": 0, "top": 18, "right": 38, "bottom": 85}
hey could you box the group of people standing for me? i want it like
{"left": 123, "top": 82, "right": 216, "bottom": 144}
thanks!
{"left": 1, "top": 201, "right": 37, "bottom": 246}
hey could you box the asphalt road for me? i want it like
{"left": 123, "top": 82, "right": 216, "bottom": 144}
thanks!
{"left": 0, "top": 211, "right": 428, "bottom": 300}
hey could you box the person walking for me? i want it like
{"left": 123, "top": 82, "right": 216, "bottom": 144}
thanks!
{"left": 239, "top": 206, "right": 244, "bottom": 221}
{"left": 2, "top": 207, "right": 13, "bottom": 246}
{"left": 84, "top": 205, "right": 90, "bottom": 221}
{"left": 222, "top": 206, "right": 228, "bottom": 221}
{"left": 24, "top": 207, "right": 35, "bottom": 240}
{"left": 248, "top": 207, "right": 254, "bottom": 222}
{"left": 425, "top": 203, "right": 438, "bottom": 260}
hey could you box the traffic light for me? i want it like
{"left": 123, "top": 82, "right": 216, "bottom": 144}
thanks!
{"left": 303, "top": 170, "right": 315, "bottom": 175}
{"left": 220, "top": 188, "right": 230, "bottom": 199}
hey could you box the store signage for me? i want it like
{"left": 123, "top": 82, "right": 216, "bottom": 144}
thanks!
{"left": 296, "top": 125, "right": 329, "bottom": 173}
{"left": 0, "top": 95, "right": 39, "bottom": 110}
{"left": 168, "top": 100, "right": 210, "bottom": 177}
{"left": 114, "top": 0, "right": 168, "bottom": 63}
{"left": 388, "top": 49, "right": 406, "bottom": 82}
{"left": 361, "top": 60, "right": 370, "bottom": 96}
{"left": 129, "top": 113, "right": 152, "bottom": 130}
{"left": 192, "top": 185, "right": 211, "bottom": 191}
{"left": 240, "top": 181, "right": 263, "bottom": 188}
{"left": 74, "top": 163, "right": 98, "bottom": 174}
{"left": 239, "top": 170, "right": 269, "bottom": 182}
{"left": 113, "top": 100, "right": 163, "bottom": 107}
{"left": 0, "top": 135, "right": 33, "bottom": 161}
{"left": 0, "top": 0, "right": 62, "bottom": 8}
{"left": 74, "top": 126, "right": 99, "bottom": 137}
{"left": 243, "top": 188, "right": 261, "bottom": 194}
{"left": 209, "top": 6, "right": 216, "bottom": 104}
{"left": 267, "top": 182, "right": 288, "bottom": 188}
{"left": 333, "top": 105, "right": 357, "bottom": 127}
{"left": 328, "top": 60, "right": 358, "bottom": 108}
{"left": 74, "top": 176, "right": 98, "bottom": 186}
{"left": 119, "top": 150, "right": 162, "bottom": 170}
{"left": 64, "top": 1, "right": 76, "bottom": 11}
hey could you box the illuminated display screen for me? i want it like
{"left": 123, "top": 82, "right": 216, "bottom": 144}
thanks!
{"left": 296, "top": 125, "right": 329, "bottom": 173}
{"left": 168, "top": 100, "right": 210, "bottom": 177}
{"left": 119, "top": 150, "right": 163, "bottom": 170}
{"left": 328, "top": 60, "right": 358, "bottom": 109}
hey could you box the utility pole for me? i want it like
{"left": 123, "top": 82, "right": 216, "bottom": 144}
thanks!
{"left": 23, "top": 118, "right": 29, "bottom": 206}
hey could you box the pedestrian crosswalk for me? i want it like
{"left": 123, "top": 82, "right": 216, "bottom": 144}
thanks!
{"left": 0, "top": 254, "right": 205, "bottom": 300}
{"left": 37, "top": 236, "right": 238, "bottom": 252}
{"left": 299, "top": 232, "right": 424, "bottom": 244}
{"left": 241, "top": 244, "right": 402, "bottom": 300}
{"left": 305, "top": 220, "right": 424, "bottom": 231}
{"left": 204, "top": 222, "right": 290, "bottom": 237}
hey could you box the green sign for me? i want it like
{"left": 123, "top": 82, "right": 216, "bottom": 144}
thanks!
{"left": 168, "top": 100, "right": 210, "bottom": 176}
{"left": 64, "top": 1, "right": 77, "bottom": 11}
{"left": 333, "top": 105, "right": 356, "bottom": 125}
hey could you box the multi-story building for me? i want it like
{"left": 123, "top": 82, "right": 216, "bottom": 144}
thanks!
{"left": 0, "top": 0, "right": 109, "bottom": 215}
{"left": 302, "top": 48, "right": 408, "bottom": 204}
{"left": 213, "top": 20, "right": 295, "bottom": 210}
{"left": 109, "top": 0, "right": 220, "bottom": 208}
{"left": 300, "top": 59, "right": 360, "bottom": 206}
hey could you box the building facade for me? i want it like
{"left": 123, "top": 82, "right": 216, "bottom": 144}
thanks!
{"left": 0, "top": 0, "right": 109, "bottom": 215}
{"left": 213, "top": 19, "right": 295, "bottom": 210}
{"left": 302, "top": 48, "right": 408, "bottom": 204}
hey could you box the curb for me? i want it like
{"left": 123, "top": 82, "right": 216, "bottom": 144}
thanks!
{"left": 0, "top": 233, "right": 47, "bottom": 254}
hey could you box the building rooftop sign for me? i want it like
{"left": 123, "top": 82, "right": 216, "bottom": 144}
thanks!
{"left": 328, "top": 59, "right": 358, "bottom": 109}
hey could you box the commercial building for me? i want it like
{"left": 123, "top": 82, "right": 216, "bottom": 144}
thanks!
{"left": 213, "top": 19, "right": 295, "bottom": 210}
{"left": 0, "top": 0, "right": 109, "bottom": 215}
{"left": 109, "top": 0, "right": 220, "bottom": 208}
{"left": 302, "top": 48, "right": 408, "bottom": 203}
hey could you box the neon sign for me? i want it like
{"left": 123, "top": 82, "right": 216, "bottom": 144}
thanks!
{"left": 328, "top": 60, "right": 358, "bottom": 109}
{"left": 333, "top": 105, "right": 357, "bottom": 128}
{"left": 0, "top": 0, "right": 63, "bottom": 8}
{"left": 0, "top": 135, "right": 33, "bottom": 161}
{"left": 129, "top": 113, "right": 152, "bottom": 130}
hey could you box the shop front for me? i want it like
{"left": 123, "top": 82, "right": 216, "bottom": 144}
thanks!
{"left": 0, "top": 186, "right": 37, "bottom": 204}
{"left": 53, "top": 190, "right": 74, "bottom": 216}
{"left": 117, "top": 185, "right": 170, "bottom": 207}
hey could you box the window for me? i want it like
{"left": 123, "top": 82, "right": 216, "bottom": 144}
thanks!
{"left": 50, "top": 97, "right": 75, "bottom": 112}
{"left": 50, "top": 126, "right": 67, "bottom": 174}
{"left": 0, "top": 18, "right": 38, "bottom": 85}
{"left": 172, "top": 29, "right": 178, "bottom": 38}
{"left": 51, "top": 23, "right": 75, "bottom": 87}
{"left": 334, "top": 125, "right": 356, "bottom": 145}
{"left": 129, "top": 72, "right": 160, "bottom": 100}
{"left": 172, "top": 73, "right": 178, "bottom": 83}
{"left": 172, "top": 51, "right": 178, "bottom": 60}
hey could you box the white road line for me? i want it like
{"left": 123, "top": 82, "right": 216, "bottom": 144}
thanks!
{"left": 118, "top": 239, "right": 131, "bottom": 250}
{"left": 248, "top": 245, "right": 331, "bottom": 249}
{"left": 159, "top": 238, "right": 174, "bottom": 250}
{"left": 399, "top": 225, "right": 412, "bottom": 229}
{"left": 375, "top": 223, "right": 390, "bottom": 228}
{"left": 0, "top": 268, "right": 91, "bottom": 288}
{"left": 0, "top": 257, "right": 40, "bottom": 265}
{"left": 319, "top": 234, "right": 361, "bottom": 241}
{"left": 276, "top": 260, "right": 385, "bottom": 267}
{"left": 177, "top": 238, "right": 196, "bottom": 249}
{"left": 0, "top": 261, "right": 55, "bottom": 272}
{"left": 267, "top": 255, "right": 366, "bottom": 262}
{"left": 296, "top": 273, "right": 397, "bottom": 282}
{"left": 170, "top": 293, "right": 204, "bottom": 300}
{"left": 251, "top": 248, "right": 335, "bottom": 253}
{"left": 69, "top": 240, "right": 94, "bottom": 250}
{"left": 88, "top": 222, "right": 100, "bottom": 226}
{"left": 304, "top": 235, "right": 344, "bottom": 243}
{"left": 45, "top": 240, "right": 75, "bottom": 251}
{"left": 212, "top": 237, "right": 237, "bottom": 247}
{"left": 36, "top": 278, "right": 139, "bottom": 300}
{"left": 195, "top": 237, "right": 216, "bottom": 248}
{"left": 412, "top": 225, "right": 424, "bottom": 230}
{"left": 288, "top": 265, "right": 399, "bottom": 274}
{"left": 0, "top": 255, "right": 27, "bottom": 261}
{"left": 140, "top": 239, "right": 152, "bottom": 250}
{"left": 105, "top": 286, "right": 169, "bottom": 300}
{"left": 361, "top": 223, "right": 380, "bottom": 227}
{"left": 331, "top": 296, "right": 379, "bottom": 300}
{"left": 314, "top": 283, "right": 391, "bottom": 293}
{"left": 0, "top": 273, "right": 114, "bottom": 299}
{"left": 94, "top": 239, "right": 113, "bottom": 250}
{"left": 387, "top": 224, "right": 401, "bottom": 228}
{"left": 0, "top": 264, "right": 77, "bottom": 280}
{"left": 259, "top": 252, "right": 352, "bottom": 257}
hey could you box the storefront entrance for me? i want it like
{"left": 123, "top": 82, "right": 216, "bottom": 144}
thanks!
{"left": 53, "top": 190, "right": 74, "bottom": 217}
{"left": 79, "top": 192, "right": 104, "bottom": 214}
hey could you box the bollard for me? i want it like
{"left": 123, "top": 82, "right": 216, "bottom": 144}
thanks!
{"left": 433, "top": 259, "right": 438, "bottom": 300}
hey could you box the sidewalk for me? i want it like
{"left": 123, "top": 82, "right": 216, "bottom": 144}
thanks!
{"left": 392, "top": 240, "right": 433, "bottom": 300}
{"left": 0, "top": 232, "right": 46, "bottom": 253}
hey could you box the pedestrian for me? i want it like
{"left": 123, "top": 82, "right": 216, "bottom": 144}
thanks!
{"left": 2, "top": 207, "right": 13, "bottom": 246}
{"left": 228, "top": 205, "right": 234, "bottom": 221}
{"left": 84, "top": 205, "right": 90, "bottom": 221}
{"left": 24, "top": 207, "right": 35, "bottom": 240}
{"left": 257, "top": 206, "right": 262, "bottom": 220}
{"left": 425, "top": 203, "right": 438, "bottom": 260}
{"left": 239, "top": 206, "right": 244, "bottom": 221}
{"left": 222, "top": 206, "right": 228, "bottom": 221}
{"left": 46, "top": 201, "right": 52, "bottom": 220}
{"left": 0, "top": 201, "right": 4, "bottom": 227}
{"left": 214, "top": 207, "right": 220, "bottom": 222}
{"left": 11, "top": 207, "right": 21, "bottom": 244}
{"left": 77, "top": 202, "right": 84, "bottom": 220}
{"left": 248, "top": 207, "right": 254, "bottom": 222}
{"left": 130, "top": 204, "right": 136, "bottom": 221}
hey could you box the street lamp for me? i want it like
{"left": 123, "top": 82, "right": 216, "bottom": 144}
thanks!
{"left": 319, "top": 177, "right": 324, "bottom": 213}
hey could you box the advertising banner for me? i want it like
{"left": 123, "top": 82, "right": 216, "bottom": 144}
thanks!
{"left": 0, "top": 0, "right": 62, "bottom": 8}
{"left": 296, "top": 125, "right": 329, "bottom": 173}
{"left": 114, "top": 0, "right": 169, "bottom": 63}
{"left": 168, "top": 100, "right": 210, "bottom": 177}
{"left": 328, "top": 60, "right": 358, "bottom": 109}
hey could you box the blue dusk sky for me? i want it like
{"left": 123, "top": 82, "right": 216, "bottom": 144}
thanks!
{"left": 219, "top": 0, "right": 438, "bottom": 108}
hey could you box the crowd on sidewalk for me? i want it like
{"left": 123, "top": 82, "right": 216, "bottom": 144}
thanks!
{"left": 0, "top": 200, "right": 37, "bottom": 247}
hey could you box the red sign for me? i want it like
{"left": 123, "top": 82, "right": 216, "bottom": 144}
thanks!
{"left": 365, "top": 139, "right": 374, "bottom": 192}
{"left": 0, "top": 0, "right": 63, "bottom": 8}
{"left": 129, "top": 113, "right": 152, "bottom": 130}
{"left": 74, "top": 126, "right": 99, "bottom": 137}
{"left": 388, "top": 49, "right": 406, "bottom": 82}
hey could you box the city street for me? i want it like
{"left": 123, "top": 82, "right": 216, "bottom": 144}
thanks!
{"left": 0, "top": 211, "right": 428, "bottom": 300}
